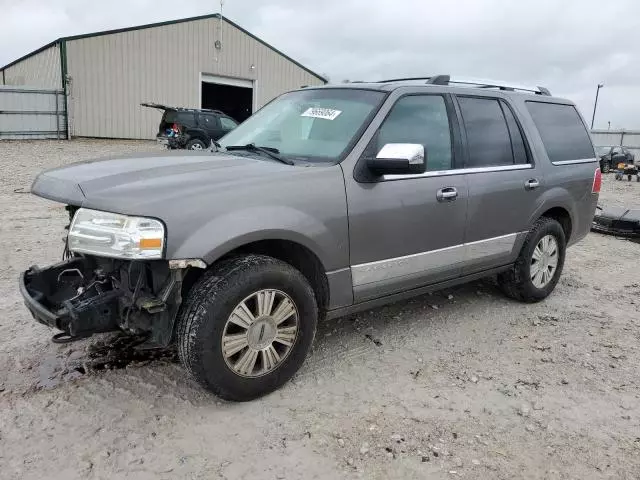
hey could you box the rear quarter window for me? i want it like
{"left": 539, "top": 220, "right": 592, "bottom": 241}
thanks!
{"left": 526, "top": 102, "right": 595, "bottom": 163}
{"left": 163, "top": 111, "right": 196, "bottom": 126}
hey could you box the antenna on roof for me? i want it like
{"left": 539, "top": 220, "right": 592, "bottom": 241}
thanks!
{"left": 426, "top": 75, "right": 450, "bottom": 85}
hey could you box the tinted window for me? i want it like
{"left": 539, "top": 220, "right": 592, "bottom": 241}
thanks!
{"left": 526, "top": 102, "right": 595, "bottom": 162}
{"left": 163, "top": 111, "right": 195, "bottom": 126}
{"left": 200, "top": 114, "right": 218, "bottom": 129}
{"left": 500, "top": 101, "right": 529, "bottom": 164}
{"left": 376, "top": 95, "right": 452, "bottom": 171}
{"left": 220, "top": 117, "right": 238, "bottom": 130}
{"left": 458, "top": 97, "right": 513, "bottom": 167}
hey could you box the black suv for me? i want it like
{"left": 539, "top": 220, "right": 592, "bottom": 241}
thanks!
{"left": 597, "top": 145, "right": 635, "bottom": 173}
{"left": 142, "top": 103, "right": 239, "bottom": 150}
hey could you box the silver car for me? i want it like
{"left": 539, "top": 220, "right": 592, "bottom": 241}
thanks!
{"left": 20, "top": 75, "right": 601, "bottom": 400}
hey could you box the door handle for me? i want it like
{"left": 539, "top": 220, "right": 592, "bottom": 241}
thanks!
{"left": 525, "top": 179, "right": 540, "bottom": 190}
{"left": 437, "top": 187, "right": 458, "bottom": 202}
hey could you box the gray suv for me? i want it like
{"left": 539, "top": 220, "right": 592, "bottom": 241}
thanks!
{"left": 20, "top": 75, "right": 601, "bottom": 401}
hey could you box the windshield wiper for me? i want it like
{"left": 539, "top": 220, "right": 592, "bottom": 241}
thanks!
{"left": 225, "top": 143, "right": 294, "bottom": 165}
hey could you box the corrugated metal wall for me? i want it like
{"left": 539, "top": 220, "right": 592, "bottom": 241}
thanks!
{"left": 2, "top": 45, "right": 62, "bottom": 89}
{"left": 591, "top": 129, "right": 640, "bottom": 161}
{"left": 66, "top": 17, "right": 324, "bottom": 139}
{"left": 0, "top": 85, "right": 66, "bottom": 139}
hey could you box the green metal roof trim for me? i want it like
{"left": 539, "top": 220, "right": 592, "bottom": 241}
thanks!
{"left": 0, "top": 13, "right": 327, "bottom": 83}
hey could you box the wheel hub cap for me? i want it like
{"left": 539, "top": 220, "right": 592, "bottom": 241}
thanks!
{"left": 530, "top": 234, "right": 559, "bottom": 288}
{"left": 221, "top": 289, "right": 299, "bottom": 378}
{"left": 247, "top": 317, "right": 277, "bottom": 350}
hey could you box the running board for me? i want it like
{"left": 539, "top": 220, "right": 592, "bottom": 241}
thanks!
{"left": 325, "top": 265, "right": 512, "bottom": 321}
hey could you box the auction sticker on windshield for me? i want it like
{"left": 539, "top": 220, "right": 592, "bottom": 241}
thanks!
{"left": 301, "top": 107, "right": 342, "bottom": 120}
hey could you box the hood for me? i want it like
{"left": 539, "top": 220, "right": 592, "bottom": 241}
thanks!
{"left": 31, "top": 151, "right": 309, "bottom": 212}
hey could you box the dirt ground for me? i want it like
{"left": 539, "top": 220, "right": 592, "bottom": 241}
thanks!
{"left": 1, "top": 139, "right": 639, "bottom": 480}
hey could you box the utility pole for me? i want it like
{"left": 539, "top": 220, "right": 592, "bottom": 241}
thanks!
{"left": 590, "top": 83, "right": 604, "bottom": 129}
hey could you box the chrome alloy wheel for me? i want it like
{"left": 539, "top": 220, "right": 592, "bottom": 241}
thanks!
{"left": 530, "top": 234, "right": 559, "bottom": 288}
{"left": 221, "top": 289, "right": 299, "bottom": 377}
{"left": 190, "top": 143, "right": 204, "bottom": 150}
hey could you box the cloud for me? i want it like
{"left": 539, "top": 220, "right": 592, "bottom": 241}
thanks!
{"left": 1, "top": 0, "right": 639, "bottom": 128}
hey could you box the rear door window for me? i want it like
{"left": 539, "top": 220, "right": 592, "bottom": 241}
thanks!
{"left": 457, "top": 97, "right": 515, "bottom": 167}
{"left": 200, "top": 114, "right": 220, "bottom": 130}
{"left": 526, "top": 102, "right": 595, "bottom": 162}
{"left": 500, "top": 101, "right": 529, "bottom": 164}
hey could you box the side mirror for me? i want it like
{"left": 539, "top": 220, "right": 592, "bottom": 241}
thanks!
{"left": 367, "top": 143, "right": 426, "bottom": 175}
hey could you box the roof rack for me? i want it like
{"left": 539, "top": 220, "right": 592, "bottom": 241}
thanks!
{"left": 378, "top": 74, "right": 551, "bottom": 95}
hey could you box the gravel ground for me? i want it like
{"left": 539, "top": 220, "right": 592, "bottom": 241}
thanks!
{"left": 1, "top": 139, "right": 639, "bottom": 480}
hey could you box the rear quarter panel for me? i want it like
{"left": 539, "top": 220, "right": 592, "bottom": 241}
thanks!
{"left": 509, "top": 96, "right": 599, "bottom": 245}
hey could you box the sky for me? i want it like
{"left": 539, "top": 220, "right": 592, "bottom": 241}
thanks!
{"left": 1, "top": 0, "right": 639, "bottom": 129}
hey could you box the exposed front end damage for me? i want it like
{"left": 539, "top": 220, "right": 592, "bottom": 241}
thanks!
{"left": 20, "top": 255, "right": 186, "bottom": 346}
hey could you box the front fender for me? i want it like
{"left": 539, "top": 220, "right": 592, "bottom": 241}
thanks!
{"left": 170, "top": 206, "right": 340, "bottom": 270}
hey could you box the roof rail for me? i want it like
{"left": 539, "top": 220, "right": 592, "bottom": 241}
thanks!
{"left": 378, "top": 74, "right": 551, "bottom": 95}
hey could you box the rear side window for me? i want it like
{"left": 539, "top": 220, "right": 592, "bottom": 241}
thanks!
{"left": 163, "top": 111, "right": 195, "bottom": 126}
{"left": 457, "top": 97, "right": 515, "bottom": 167}
{"left": 526, "top": 102, "right": 595, "bottom": 162}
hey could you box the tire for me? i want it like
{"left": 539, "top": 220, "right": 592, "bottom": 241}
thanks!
{"left": 497, "top": 217, "right": 566, "bottom": 303}
{"left": 186, "top": 138, "right": 207, "bottom": 150}
{"left": 176, "top": 255, "right": 317, "bottom": 401}
{"left": 602, "top": 162, "right": 610, "bottom": 174}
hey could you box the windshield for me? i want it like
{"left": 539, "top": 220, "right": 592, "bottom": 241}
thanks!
{"left": 597, "top": 146, "right": 611, "bottom": 155}
{"left": 219, "top": 88, "right": 386, "bottom": 163}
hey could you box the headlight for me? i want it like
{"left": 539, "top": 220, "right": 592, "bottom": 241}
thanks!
{"left": 68, "top": 208, "right": 165, "bottom": 260}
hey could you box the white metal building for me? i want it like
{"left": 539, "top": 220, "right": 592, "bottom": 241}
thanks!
{"left": 0, "top": 14, "right": 326, "bottom": 139}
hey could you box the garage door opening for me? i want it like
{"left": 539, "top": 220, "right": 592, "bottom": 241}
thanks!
{"left": 201, "top": 77, "right": 253, "bottom": 123}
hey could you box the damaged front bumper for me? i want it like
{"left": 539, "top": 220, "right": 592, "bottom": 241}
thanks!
{"left": 19, "top": 256, "right": 188, "bottom": 346}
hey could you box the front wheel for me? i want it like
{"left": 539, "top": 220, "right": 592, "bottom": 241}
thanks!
{"left": 176, "top": 255, "right": 317, "bottom": 401}
{"left": 602, "top": 162, "right": 610, "bottom": 174}
{"left": 497, "top": 217, "right": 566, "bottom": 303}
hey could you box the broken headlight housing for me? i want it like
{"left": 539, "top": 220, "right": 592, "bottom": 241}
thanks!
{"left": 68, "top": 208, "right": 165, "bottom": 260}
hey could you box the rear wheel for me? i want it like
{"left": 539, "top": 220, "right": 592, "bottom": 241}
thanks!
{"left": 176, "top": 255, "right": 317, "bottom": 401}
{"left": 186, "top": 138, "right": 207, "bottom": 150}
{"left": 497, "top": 217, "right": 566, "bottom": 303}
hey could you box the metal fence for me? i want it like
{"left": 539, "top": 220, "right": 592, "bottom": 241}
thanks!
{"left": 591, "top": 129, "right": 640, "bottom": 160}
{"left": 0, "top": 85, "right": 67, "bottom": 140}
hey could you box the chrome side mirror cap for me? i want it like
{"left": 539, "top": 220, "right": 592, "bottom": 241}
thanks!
{"left": 367, "top": 143, "right": 426, "bottom": 175}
